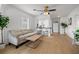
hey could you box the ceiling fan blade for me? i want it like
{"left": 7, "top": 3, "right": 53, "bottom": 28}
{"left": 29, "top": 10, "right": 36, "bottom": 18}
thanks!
{"left": 48, "top": 9, "right": 56, "bottom": 11}
{"left": 33, "top": 9, "right": 44, "bottom": 12}
{"left": 40, "top": 13, "right": 43, "bottom": 15}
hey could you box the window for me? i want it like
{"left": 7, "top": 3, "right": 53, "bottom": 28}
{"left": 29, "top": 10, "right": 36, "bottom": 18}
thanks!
{"left": 38, "top": 19, "right": 49, "bottom": 27}
{"left": 21, "top": 17, "right": 29, "bottom": 29}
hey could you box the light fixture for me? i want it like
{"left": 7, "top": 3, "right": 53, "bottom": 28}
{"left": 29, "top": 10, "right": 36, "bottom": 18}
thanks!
{"left": 44, "top": 12, "right": 49, "bottom": 15}
{"left": 44, "top": 6, "right": 49, "bottom": 15}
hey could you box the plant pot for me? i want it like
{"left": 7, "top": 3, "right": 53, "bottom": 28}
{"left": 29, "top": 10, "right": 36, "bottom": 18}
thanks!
{"left": 0, "top": 43, "right": 6, "bottom": 49}
{"left": 75, "top": 42, "right": 79, "bottom": 45}
{"left": 73, "top": 39, "right": 79, "bottom": 45}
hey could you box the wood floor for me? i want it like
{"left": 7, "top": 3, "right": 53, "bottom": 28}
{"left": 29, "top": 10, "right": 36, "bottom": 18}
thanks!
{"left": 0, "top": 33, "right": 79, "bottom": 54}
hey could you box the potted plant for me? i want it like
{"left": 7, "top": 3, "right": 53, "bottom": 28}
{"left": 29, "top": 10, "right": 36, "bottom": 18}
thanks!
{"left": 73, "top": 29, "right": 79, "bottom": 45}
{"left": 61, "top": 23, "right": 68, "bottom": 34}
{"left": 0, "top": 14, "right": 9, "bottom": 48}
{"left": 74, "top": 29, "right": 79, "bottom": 41}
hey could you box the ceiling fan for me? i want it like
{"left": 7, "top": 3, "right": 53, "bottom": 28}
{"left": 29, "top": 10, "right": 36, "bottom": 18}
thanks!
{"left": 33, "top": 6, "right": 56, "bottom": 15}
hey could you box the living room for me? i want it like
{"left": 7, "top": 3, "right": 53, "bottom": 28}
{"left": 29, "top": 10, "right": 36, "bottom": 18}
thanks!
{"left": 0, "top": 4, "right": 79, "bottom": 54}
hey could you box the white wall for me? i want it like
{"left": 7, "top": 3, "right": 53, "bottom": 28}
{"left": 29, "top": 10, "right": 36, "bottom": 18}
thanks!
{"left": 0, "top": 4, "right": 2, "bottom": 43}
{"left": 0, "top": 4, "right": 36, "bottom": 44}
{"left": 0, "top": 4, "right": 2, "bottom": 11}
{"left": 66, "top": 6, "right": 79, "bottom": 39}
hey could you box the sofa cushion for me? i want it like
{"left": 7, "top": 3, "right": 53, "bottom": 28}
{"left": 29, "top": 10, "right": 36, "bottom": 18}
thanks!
{"left": 10, "top": 29, "right": 33, "bottom": 37}
{"left": 18, "top": 31, "right": 37, "bottom": 40}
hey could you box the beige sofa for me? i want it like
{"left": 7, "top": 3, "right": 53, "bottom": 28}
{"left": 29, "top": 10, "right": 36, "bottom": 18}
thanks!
{"left": 8, "top": 29, "right": 37, "bottom": 48}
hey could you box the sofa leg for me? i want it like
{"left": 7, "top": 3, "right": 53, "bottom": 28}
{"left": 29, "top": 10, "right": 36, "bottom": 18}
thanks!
{"left": 9, "top": 43, "right": 11, "bottom": 45}
{"left": 16, "top": 46, "right": 19, "bottom": 49}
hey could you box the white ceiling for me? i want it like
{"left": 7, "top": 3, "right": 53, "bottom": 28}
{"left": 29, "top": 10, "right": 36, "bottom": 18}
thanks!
{"left": 12, "top": 4, "right": 79, "bottom": 17}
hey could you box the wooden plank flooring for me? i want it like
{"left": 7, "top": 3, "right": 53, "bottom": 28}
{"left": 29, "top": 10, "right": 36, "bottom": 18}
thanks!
{"left": 0, "top": 33, "right": 79, "bottom": 54}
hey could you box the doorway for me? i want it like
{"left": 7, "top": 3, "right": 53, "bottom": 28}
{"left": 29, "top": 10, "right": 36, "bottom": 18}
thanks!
{"left": 52, "top": 19, "right": 60, "bottom": 34}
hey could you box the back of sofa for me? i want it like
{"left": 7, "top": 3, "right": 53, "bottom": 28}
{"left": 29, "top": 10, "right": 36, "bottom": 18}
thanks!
{"left": 9, "top": 29, "right": 34, "bottom": 37}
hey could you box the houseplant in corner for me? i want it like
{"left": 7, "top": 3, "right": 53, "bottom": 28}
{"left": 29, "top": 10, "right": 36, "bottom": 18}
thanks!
{"left": 61, "top": 22, "right": 68, "bottom": 34}
{"left": 74, "top": 29, "right": 79, "bottom": 45}
{"left": 0, "top": 14, "right": 9, "bottom": 48}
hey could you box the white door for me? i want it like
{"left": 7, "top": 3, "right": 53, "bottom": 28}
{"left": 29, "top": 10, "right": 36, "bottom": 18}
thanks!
{"left": 53, "top": 23, "right": 58, "bottom": 32}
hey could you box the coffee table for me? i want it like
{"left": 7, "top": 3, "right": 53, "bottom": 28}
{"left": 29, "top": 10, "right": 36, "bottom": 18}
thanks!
{"left": 25, "top": 34, "right": 42, "bottom": 48}
{"left": 26, "top": 34, "right": 42, "bottom": 42}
